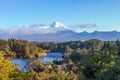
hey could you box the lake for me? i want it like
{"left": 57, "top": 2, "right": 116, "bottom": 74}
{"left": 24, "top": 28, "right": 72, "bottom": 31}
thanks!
{"left": 11, "top": 52, "right": 63, "bottom": 70}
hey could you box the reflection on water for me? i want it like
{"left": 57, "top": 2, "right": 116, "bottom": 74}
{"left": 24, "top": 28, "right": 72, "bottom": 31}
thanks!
{"left": 11, "top": 52, "right": 63, "bottom": 70}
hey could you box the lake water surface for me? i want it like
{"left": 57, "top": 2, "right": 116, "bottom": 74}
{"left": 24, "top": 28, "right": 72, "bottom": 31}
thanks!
{"left": 11, "top": 52, "right": 63, "bottom": 70}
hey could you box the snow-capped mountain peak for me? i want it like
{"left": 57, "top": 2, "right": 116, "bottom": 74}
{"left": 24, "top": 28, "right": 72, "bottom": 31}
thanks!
{"left": 0, "top": 21, "right": 73, "bottom": 36}
{"left": 50, "top": 21, "right": 68, "bottom": 29}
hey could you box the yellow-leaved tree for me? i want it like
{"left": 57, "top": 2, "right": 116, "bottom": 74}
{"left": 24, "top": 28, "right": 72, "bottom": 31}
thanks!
{"left": 0, "top": 52, "right": 18, "bottom": 80}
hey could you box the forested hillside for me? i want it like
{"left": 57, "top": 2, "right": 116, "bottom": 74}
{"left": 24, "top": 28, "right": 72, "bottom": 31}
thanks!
{"left": 0, "top": 39, "right": 46, "bottom": 59}
{"left": 0, "top": 39, "right": 120, "bottom": 79}
{"left": 36, "top": 39, "right": 120, "bottom": 80}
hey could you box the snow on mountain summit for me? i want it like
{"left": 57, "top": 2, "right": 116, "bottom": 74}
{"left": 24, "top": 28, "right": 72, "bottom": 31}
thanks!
{"left": 23, "top": 21, "right": 69, "bottom": 29}
{"left": 0, "top": 21, "right": 72, "bottom": 36}
{"left": 50, "top": 21, "right": 68, "bottom": 29}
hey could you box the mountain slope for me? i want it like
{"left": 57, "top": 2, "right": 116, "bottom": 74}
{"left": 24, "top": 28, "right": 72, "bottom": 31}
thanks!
{"left": 0, "top": 22, "right": 120, "bottom": 41}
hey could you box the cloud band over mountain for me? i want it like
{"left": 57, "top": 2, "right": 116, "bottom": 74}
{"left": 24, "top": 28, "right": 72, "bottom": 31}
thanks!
{"left": 0, "top": 22, "right": 119, "bottom": 42}
{"left": 0, "top": 21, "right": 69, "bottom": 35}
{"left": 75, "top": 24, "right": 96, "bottom": 28}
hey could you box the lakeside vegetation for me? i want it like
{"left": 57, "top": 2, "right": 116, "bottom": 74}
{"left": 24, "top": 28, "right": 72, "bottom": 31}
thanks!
{"left": 0, "top": 39, "right": 46, "bottom": 59}
{"left": 0, "top": 39, "right": 120, "bottom": 79}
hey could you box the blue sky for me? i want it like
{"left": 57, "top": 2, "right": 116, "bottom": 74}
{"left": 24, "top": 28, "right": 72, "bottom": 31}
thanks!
{"left": 0, "top": 0, "right": 120, "bottom": 32}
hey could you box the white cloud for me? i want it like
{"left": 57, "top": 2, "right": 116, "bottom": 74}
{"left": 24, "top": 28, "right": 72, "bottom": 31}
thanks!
{"left": 75, "top": 24, "right": 96, "bottom": 28}
{"left": 0, "top": 24, "right": 67, "bottom": 35}
{"left": 0, "top": 22, "right": 97, "bottom": 36}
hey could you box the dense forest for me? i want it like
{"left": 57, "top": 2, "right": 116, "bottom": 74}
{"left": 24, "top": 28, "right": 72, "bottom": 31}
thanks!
{"left": 0, "top": 39, "right": 120, "bottom": 79}
{"left": 0, "top": 39, "right": 46, "bottom": 59}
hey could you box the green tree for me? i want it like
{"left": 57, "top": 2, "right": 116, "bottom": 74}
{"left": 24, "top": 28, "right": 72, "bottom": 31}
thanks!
{"left": 77, "top": 51, "right": 120, "bottom": 80}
